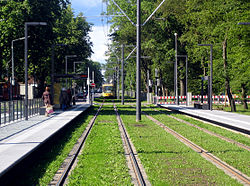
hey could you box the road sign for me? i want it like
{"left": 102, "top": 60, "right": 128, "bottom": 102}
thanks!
{"left": 91, "top": 83, "right": 96, "bottom": 87}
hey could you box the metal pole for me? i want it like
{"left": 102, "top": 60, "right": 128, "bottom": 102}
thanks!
{"left": 121, "top": 44, "right": 125, "bottom": 105}
{"left": 51, "top": 45, "right": 55, "bottom": 104}
{"left": 117, "top": 63, "right": 120, "bottom": 99}
{"left": 147, "top": 69, "right": 149, "bottom": 103}
{"left": 92, "top": 71, "right": 94, "bottom": 102}
{"left": 65, "top": 56, "right": 67, "bottom": 88}
{"left": 210, "top": 45, "right": 213, "bottom": 110}
{"left": 186, "top": 57, "right": 188, "bottom": 106}
{"left": 88, "top": 67, "right": 90, "bottom": 104}
{"left": 198, "top": 44, "right": 213, "bottom": 110}
{"left": 136, "top": 0, "right": 141, "bottom": 122}
{"left": 24, "top": 23, "right": 28, "bottom": 120}
{"left": 174, "top": 33, "right": 179, "bottom": 105}
{"left": 11, "top": 40, "right": 14, "bottom": 101}
{"left": 65, "top": 55, "right": 77, "bottom": 89}
{"left": 24, "top": 22, "right": 47, "bottom": 120}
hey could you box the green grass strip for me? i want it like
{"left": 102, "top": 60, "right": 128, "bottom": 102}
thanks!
{"left": 175, "top": 112, "right": 249, "bottom": 147}
{"left": 144, "top": 106, "right": 250, "bottom": 177}
{"left": 155, "top": 105, "right": 250, "bottom": 147}
{"left": 117, "top": 105, "right": 240, "bottom": 185}
{"left": 67, "top": 105, "right": 132, "bottom": 185}
{"left": 13, "top": 106, "right": 98, "bottom": 185}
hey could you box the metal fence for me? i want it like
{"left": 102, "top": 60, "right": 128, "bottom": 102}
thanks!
{"left": 155, "top": 95, "right": 250, "bottom": 105}
{"left": 0, "top": 98, "right": 43, "bottom": 126}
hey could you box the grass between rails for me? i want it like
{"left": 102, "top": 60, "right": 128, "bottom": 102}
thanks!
{"left": 67, "top": 104, "right": 132, "bottom": 185}
{"left": 117, "top": 105, "right": 240, "bottom": 185}
{"left": 8, "top": 106, "right": 97, "bottom": 185}
{"left": 158, "top": 107, "right": 250, "bottom": 147}
{"left": 144, "top": 106, "right": 250, "bottom": 177}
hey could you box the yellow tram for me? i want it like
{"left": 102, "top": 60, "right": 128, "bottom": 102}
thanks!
{"left": 102, "top": 84, "right": 115, "bottom": 98}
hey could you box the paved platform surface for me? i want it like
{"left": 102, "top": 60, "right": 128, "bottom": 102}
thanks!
{"left": 0, "top": 103, "right": 90, "bottom": 177}
{"left": 160, "top": 105, "right": 250, "bottom": 134}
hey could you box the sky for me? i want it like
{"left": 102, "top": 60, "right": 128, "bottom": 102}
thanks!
{"left": 70, "top": 0, "right": 111, "bottom": 64}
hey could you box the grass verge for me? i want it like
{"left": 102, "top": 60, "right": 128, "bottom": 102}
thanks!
{"left": 166, "top": 109, "right": 249, "bottom": 146}
{"left": 118, "top": 105, "right": 240, "bottom": 185}
{"left": 144, "top": 106, "right": 250, "bottom": 177}
{"left": 67, "top": 104, "right": 132, "bottom": 185}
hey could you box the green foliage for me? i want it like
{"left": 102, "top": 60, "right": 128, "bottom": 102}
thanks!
{"left": 104, "top": 0, "right": 249, "bottom": 97}
{"left": 0, "top": 0, "right": 101, "bottom": 96}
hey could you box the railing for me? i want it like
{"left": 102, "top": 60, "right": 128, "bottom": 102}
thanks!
{"left": 155, "top": 95, "right": 250, "bottom": 105}
{"left": 0, "top": 98, "right": 43, "bottom": 126}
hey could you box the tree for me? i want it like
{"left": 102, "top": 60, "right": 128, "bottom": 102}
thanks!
{"left": 0, "top": 1, "right": 94, "bottom": 97}
{"left": 104, "top": 0, "right": 250, "bottom": 106}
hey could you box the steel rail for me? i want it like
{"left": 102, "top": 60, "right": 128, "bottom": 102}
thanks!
{"left": 50, "top": 104, "right": 103, "bottom": 186}
{"left": 114, "top": 104, "right": 147, "bottom": 186}
{"left": 143, "top": 111, "right": 250, "bottom": 185}
{"left": 152, "top": 107, "right": 250, "bottom": 151}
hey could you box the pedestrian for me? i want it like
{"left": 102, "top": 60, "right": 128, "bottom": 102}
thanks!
{"left": 42, "top": 87, "right": 53, "bottom": 116}
{"left": 67, "top": 88, "right": 72, "bottom": 107}
{"left": 60, "top": 88, "right": 68, "bottom": 111}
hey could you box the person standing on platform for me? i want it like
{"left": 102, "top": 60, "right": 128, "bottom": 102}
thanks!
{"left": 60, "top": 88, "right": 68, "bottom": 111}
{"left": 42, "top": 87, "right": 52, "bottom": 116}
{"left": 67, "top": 88, "right": 72, "bottom": 108}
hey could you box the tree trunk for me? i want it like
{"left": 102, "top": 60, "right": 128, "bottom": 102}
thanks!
{"left": 180, "top": 79, "right": 185, "bottom": 96}
{"left": 241, "top": 84, "right": 248, "bottom": 109}
{"left": 180, "top": 61, "right": 185, "bottom": 96}
{"left": 165, "top": 88, "right": 169, "bottom": 97}
{"left": 223, "top": 38, "right": 236, "bottom": 112}
{"left": 161, "top": 84, "right": 165, "bottom": 96}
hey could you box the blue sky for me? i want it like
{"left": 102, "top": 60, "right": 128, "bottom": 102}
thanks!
{"left": 70, "top": 0, "right": 111, "bottom": 64}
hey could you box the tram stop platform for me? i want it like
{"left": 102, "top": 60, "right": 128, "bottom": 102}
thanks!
{"left": 0, "top": 102, "right": 91, "bottom": 178}
{"left": 159, "top": 104, "right": 250, "bottom": 135}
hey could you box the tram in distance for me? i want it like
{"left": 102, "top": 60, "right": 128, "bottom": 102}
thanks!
{"left": 102, "top": 83, "right": 115, "bottom": 98}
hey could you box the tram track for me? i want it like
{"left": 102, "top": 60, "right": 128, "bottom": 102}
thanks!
{"left": 114, "top": 104, "right": 150, "bottom": 186}
{"left": 151, "top": 107, "right": 250, "bottom": 151}
{"left": 49, "top": 104, "right": 103, "bottom": 186}
{"left": 142, "top": 110, "right": 250, "bottom": 185}
{"left": 50, "top": 101, "right": 150, "bottom": 186}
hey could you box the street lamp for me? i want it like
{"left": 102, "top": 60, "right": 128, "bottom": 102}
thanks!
{"left": 11, "top": 36, "right": 29, "bottom": 100}
{"left": 73, "top": 61, "right": 84, "bottom": 98}
{"left": 177, "top": 55, "right": 188, "bottom": 106}
{"left": 12, "top": 37, "right": 28, "bottom": 85}
{"left": 65, "top": 55, "right": 77, "bottom": 88}
{"left": 65, "top": 55, "right": 77, "bottom": 74}
{"left": 121, "top": 44, "right": 125, "bottom": 105}
{"left": 174, "top": 33, "right": 179, "bottom": 105}
{"left": 25, "top": 22, "right": 47, "bottom": 120}
{"left": 198, "top": 44, "right": 213, "bottom": 111}
{"left": 51, "top": 43, "right": 67, "bottom": 104}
